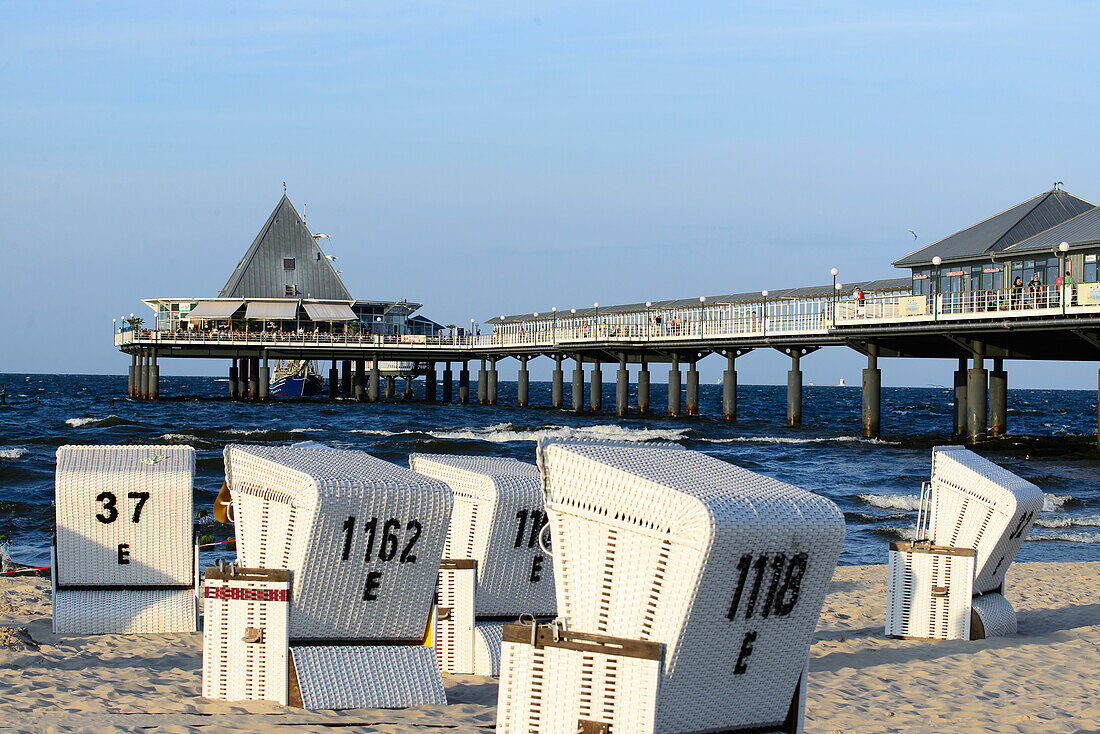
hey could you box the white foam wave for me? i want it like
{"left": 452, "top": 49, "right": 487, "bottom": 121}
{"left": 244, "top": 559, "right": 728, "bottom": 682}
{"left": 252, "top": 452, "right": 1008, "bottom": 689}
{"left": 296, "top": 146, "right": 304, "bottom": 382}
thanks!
{"left": 65, "top": 417, "right": 103, "bottom": 427}
{"left": 707, "top": 435, "right": 900, "bottom": 446}
{"left": 223, "top": 427, "right": 322, "bottom": 436}
{"left": 160, "top": 433, "right": 198, "bottom": 442}
{"left": 0, "top": 448, "right": 27, "bottom": 460}
{"left": 1034, "top": 515, "right": 1100, "bottom": 529}
{"left": 429, "top": 423, "right": 691, "bottom": 444}
{"left": 350, "top": 429, "right": 395, "bottom": 436}
{"left": 1042, "top": 493, "right": 1073, "bottom": 512}
{"left": 857, "top": 494, "right": 921, "bottom": 511}
{"left": 1025, "top": 531, "right": 1100, "bottom": 544}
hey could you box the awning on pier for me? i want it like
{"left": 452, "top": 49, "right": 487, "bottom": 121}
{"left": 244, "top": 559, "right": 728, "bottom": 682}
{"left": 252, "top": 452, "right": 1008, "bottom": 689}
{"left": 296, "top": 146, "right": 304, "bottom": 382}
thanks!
{"left": 245, "top": 300, "right": 299, "bottom": 320}
{"left": 186, "top": 300, "right": 244, "bottom": 320}
{"left": 303, "top": 302, "right": 357, "bottom": 321}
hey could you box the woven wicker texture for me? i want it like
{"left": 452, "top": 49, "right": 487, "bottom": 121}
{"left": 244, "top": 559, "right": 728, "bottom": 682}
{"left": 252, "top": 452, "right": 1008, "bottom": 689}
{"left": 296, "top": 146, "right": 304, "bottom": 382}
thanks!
{"left": 535, "top": 440, "right": 843, "bottom": 734}
{"left": 202, "top": 568, "right": 290, "bottom": 704}
{"left": 290, "top": 645, "right": 447, "bottom": 709}
{"left": 474, "top": 622, "right": 504, "bottom": 676}
{"left": 55, "top": 445, "right": 195, "bottom": 586}
{"left": 436, "top": 563, "right": 477, "bottom": 674}
{"left": 224, "top": 445, "right": 452, "bottom": 640}
{"left": 410, "top": 454, "right": 557, "bottom": 617}
{"left": 885, "top": 547, "right": 975, "bottom": 640}
{"left": 971, "top": 592, "right": 1017, "bottom": 638}
{"left": 52, "top": 587, "right": 197, "bottom": 634}
{"left": 928, "top": 446, "right": 1044, "bottom": 594}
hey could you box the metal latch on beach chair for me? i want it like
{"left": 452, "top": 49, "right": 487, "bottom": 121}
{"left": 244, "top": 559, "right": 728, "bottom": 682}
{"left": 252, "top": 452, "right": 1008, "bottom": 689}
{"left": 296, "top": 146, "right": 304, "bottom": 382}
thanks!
{"left": 577, "top": 721, "right": 612, "bottom": 734}
{"left": 931, "top": 586, "right": 950, "bottom": 597}
{"left": 242, "top": 627, "right": 265, "bottom": 643}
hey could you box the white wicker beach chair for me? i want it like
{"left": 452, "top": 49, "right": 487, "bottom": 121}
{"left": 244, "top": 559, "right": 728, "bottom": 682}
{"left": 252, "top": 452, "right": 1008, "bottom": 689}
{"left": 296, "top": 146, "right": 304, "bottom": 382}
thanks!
{"left": 409, "top": 454, "right": 555, "bottom": 676}
{"left": 202, "top": 564, "right": 290, "bottom": 704}
{"left": 885, "top": 446, "right": 1044, "bottom": 640}
{"left": 495, "top": 439, "right": 844, "bottom": 734}
{"left": 223, "top": 444, "right": 452, "bottom": 709}
{"left": 52, "top": 445, "right": 198, "bottom": 634}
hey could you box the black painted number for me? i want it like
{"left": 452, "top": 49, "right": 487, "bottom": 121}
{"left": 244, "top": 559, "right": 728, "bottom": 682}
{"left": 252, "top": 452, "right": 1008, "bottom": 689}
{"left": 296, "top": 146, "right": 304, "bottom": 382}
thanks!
{"left": 1008, "top": 511, "right": 1034, "bottom": 540}
{"left": 514, "top": 509, "right": 546, "bottom": 548}
{"left": 95, "top": 491, "right": 151, "bottom": 524}
{"left": 727, "top": 552, "right": 809, "bottom": 621}
{"left": 339, "top": 515, "right": 421, "bottom": 565}
{"left": 400, "top": 520, "right": 421, "bottom": 563}
{"left": 128, "top": 491, "right": 149, "bottom": 523}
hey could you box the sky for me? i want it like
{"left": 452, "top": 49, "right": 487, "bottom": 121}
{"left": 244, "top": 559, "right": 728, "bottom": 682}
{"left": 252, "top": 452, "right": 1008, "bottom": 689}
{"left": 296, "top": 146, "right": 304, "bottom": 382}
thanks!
{"left": 2, "top": 1, "right": 1100, "bottom": 388}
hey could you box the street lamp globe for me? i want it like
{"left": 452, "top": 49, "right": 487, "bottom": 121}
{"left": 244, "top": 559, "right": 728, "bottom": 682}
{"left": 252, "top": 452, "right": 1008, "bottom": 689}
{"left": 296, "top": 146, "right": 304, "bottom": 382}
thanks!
{"left": 835, "top": 283, "right": 842, "bottom": 291}
{"left": 699, "top": 296, "right": 706, "bottom": 303}
{"left": 593, "top": 302, "right": 599, "bottom": 308}
{"left": 533, "top": 312, "right": 539, "bottom": 318}
{"left": 761, "top": 290, "right": 769, "bottom": 297}
{"left": 570, "top": 308, "right": 576, "bottom": 315}
{"left": 830, "top": 267, "right": 839, "bottom": 277}
{"left": 645, "top": 301, "right": 652, "bottom": 308}
{"left": 932, "top": 256, "right": 942, "bottom": 266}
{"left": 1059, "top": 241, "right": 1070, "bottom": 253}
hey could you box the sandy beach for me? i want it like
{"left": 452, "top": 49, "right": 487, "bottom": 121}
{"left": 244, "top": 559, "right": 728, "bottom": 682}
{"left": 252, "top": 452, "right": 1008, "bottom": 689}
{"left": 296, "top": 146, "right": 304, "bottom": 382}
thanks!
{"left": 1, "top": 561, "right": 1097, "bottom": 733}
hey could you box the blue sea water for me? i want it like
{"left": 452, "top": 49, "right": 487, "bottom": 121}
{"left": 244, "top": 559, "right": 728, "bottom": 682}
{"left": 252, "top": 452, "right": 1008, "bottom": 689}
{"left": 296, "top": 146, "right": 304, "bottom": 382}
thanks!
{"left": 0, "top": 373, "right": 1097, "bottom": 569}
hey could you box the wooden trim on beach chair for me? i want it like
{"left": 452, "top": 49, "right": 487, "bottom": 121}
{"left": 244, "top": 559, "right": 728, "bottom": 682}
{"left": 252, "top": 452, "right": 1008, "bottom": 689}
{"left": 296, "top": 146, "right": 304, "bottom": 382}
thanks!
{"left": 502, "top": 622, "right": 662, "bottom": 662}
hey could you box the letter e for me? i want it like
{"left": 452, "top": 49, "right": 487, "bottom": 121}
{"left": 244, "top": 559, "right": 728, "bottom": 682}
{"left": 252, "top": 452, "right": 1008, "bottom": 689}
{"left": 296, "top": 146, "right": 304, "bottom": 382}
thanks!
{"left": 530, "top": 555, "right": 544, "bottom": 583}
{"left": 117, "top": 543, "right": 131, "bottom": 565}
{"left": 734, "top": 630, "right": 757, "bottom": 674}
{"left": 363, "top": 570, "right": 383, "bottom": 601}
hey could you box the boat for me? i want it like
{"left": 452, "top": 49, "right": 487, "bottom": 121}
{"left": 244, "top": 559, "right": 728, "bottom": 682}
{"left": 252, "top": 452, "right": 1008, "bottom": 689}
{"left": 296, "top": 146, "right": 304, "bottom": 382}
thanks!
{"left": 269, "top": 360, "right": 324, "bottom": 397}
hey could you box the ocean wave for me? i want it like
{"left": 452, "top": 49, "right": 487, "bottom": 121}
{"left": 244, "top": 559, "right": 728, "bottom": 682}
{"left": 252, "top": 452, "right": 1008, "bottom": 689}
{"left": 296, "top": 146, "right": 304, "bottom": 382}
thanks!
{"left": 844, "top": 510, "right": 913, "bottom": 523}
{"left": 706, "top": 435, "right": 900, "bottom": 446}
{"left": 1025, "top": 531, "right": 1100, "bottom": 544}
{"left": 1042, "top": 493, "right": 1074, "bottom": 512}
{"left": 1034, "top": 515, "right": 1100, "bottom": 529}
{"left": 857, "top": 493, "right": 921, "bottom": 511}
{"left": 349, "top": 429, "right": 395, "bottom": 436}
{"left": 0, "top": 448, "right": 28, "bottom": 460}
{"left": 223, "top": 427, "right": 322, "bottom": 436}
{"left": 866, "top": 525, "right": 918, "bottom": 541}
{"left": 424, "top": 423, "right": 692, "bottom": 444}
{"left": 65, "top": 415, "right": 136, "bottom": 428}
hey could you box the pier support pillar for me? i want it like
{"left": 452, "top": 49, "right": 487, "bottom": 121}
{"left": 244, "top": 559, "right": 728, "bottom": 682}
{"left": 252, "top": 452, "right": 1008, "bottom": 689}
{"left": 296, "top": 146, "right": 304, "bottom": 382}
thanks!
{"left": 369, "top": 357, "right": 380, "bottom": 402}
{"left": 458, "top": 363, "right": 470, "bottom": 404}
{"left": 668, "top": 356, "right": 681, "bottom": 417}
{"left": 129, "top": 354, "right": 138, "bottom": 398}
{"left": 426, "top": 363, "right": 437, "bottom": 403}
{"left": 404, "top": 375, "right": 414, "bottom": 401}
{"left": 723, "top": 353, "right": 737, "bottom": 421}
{"left": 861, "top": 348, "right": 880, "bottom": 439}
{"left": 354, "top": 358, "right": 365, "bottom": 401}
{"left": 228, "top": 359, "right": 238, "bottom": 399}
{"left": 590, "top": 361, "right": 602, "bottom": 412}
{"left": 342, "top": 360, "right": 352, "bottom": 399}
{"left": 572, "top": 358, "right": 584, "bottom": 412}
{"left": 477, "top": 359, "right": 487, "bottom": 405}
{"left": 238, "top": 358, "right": 250, "bottom": 400}
{"left": 787, "top": 352, "right": 802, "bottom": 427}
{"left": 989, "top": 359, "right": 1007, "bottom": 437}
{"left": 487, "top": 360, "right": 498, "bottom": 405}
{"left": 517, "top": 357, "right": 529, "bottom": 407}
{"left": 385, "top": 375, "right": 396, "bottom": 400}
{"left": 249, "top": 357, "right": 260, "bottom": 401}
{"left": 686, "top": 360, "right": 699, "bottom": 416}
{"left": 967, "top": 352, "right": 988, "bottom": 443}
{"left": 953, "top": 358, "right": 968, "bottom": 437}
{"left": 551, "top": 356, "right": 563, "bottom": 408}
{"left": 616, "top": 354, "right": 628, "bottom": 417}
{"left": 442, "top": 363, "right": 453, "bottom": 404}
{"left": 258, "top": 354, "right": 269, "bottom": 402}
{"left": 329, "top": 362, "right": 339, "bottom": 400}
{"left": 136, "top": 353, "right": 146, "bottom": 399}
{"left": 638, "top": 359, "right": 650, "bottom": 414}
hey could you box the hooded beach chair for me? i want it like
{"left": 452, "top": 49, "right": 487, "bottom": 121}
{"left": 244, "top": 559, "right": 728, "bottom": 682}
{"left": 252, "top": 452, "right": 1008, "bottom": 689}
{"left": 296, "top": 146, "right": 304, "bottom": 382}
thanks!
{"left": 408, "top": 454, "right": 556, "bottom": 676}
{"left": 215, "top": 444, "right": 453, "bottom": 709}
{"left": 52, "top": 445, "right": 199, "bottom": 634}
{"left": 886, "top": 446, "right": 1044, "bottom": 640}
{"left": 496, "top": 439, "right": 845, "bottom": 734}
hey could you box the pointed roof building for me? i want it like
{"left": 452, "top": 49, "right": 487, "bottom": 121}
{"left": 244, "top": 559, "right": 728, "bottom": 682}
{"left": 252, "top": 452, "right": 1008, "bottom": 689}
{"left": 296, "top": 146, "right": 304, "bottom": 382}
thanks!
{"left": 893, "top": 187, "right": 1094, "bottom": 268}
{"left": 219, "top": 195, "right": 353, "bottom": 300}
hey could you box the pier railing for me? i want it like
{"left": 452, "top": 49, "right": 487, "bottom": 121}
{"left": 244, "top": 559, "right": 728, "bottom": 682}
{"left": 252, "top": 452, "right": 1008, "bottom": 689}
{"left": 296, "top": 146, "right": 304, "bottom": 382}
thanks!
{"left": 116, "top": 282, "right": 1100, "bottom": 351}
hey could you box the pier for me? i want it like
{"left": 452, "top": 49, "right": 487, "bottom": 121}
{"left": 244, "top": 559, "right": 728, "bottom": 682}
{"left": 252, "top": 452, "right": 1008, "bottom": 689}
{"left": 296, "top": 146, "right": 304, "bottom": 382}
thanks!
{"left": 115, "top": 186, "right": 1100, "bottom": 445}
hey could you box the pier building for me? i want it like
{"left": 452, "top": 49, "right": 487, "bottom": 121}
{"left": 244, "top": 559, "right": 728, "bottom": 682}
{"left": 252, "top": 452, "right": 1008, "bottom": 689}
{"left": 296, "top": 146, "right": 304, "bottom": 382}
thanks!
{"left": 117, "top": 186, "right": 1100, "bottom": 445}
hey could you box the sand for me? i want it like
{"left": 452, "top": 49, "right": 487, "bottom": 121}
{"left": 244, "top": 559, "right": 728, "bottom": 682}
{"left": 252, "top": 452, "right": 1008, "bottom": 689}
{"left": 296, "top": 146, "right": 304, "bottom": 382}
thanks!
{"left": 1, "top": 561, "right": 1097, "bottom": 733}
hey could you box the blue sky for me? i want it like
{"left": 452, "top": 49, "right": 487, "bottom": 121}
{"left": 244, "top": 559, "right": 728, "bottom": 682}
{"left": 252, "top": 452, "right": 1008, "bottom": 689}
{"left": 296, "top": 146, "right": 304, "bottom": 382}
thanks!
{"left": 3, "top": 1, "right": 1100, "bottom": 387}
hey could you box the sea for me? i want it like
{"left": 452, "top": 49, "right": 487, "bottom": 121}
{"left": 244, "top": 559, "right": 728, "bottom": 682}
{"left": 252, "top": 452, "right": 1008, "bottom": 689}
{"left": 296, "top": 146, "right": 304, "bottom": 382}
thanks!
{"left": 1, "top": 373, "right": 1097, "bottom": 570}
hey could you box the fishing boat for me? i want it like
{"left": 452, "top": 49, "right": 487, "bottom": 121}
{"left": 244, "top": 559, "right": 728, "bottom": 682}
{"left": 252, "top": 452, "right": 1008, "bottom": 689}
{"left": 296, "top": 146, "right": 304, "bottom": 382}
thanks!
{"left": 269, "top": 360, "right": 324, "bottom": 397}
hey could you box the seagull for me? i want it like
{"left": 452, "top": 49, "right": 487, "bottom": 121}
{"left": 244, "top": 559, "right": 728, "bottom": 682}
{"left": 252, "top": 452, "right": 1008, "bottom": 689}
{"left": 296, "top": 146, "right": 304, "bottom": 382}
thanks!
{"left": 312, "top": 233, "right": 330, "bottom": 240}
{"left": 906, "top": 229, "right": 917, "bottom": 239}
{"left": 326, "top": 254, "right": 338, "bottom": 261}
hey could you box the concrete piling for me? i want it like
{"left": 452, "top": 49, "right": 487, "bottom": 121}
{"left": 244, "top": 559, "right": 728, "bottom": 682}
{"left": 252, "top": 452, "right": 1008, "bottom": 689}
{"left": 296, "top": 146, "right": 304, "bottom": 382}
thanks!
{"left": 354, "top": 358, "right": 365, "bottom": 401}
{"left": 329, "top": 362, "right": 339, "bottom": 400}
{"left": 686, "top": 359, "right": 699, "bottom": 416}
{"left": 787, "top": 352, "right": 802, "bottom": 427}
{"left": 239, "top": 357, "right": 250, "bottom": 400}
{"left": 140, "top": 353, "right": 150, "bottom": 399}
{"left": 130, "top": 354, "right": 138, "bottom": 398}
{"left": 722, "top": 352, "right": 737, "bottom": 421}
{"left": 229, "top": 359, "right": 238, "bottom": 399}
{"left": 459, "top": 362, "right": 470, "bottom": 404}
{"left": 616, "top": 354, "right": 628, "bottom": 417}
{"left": 953, "top": 358, "right": 968, "bottom": 437}
{"left": 590, "top": 360, "right": 602, "bottom": 411}
{"left": 552, "top": 356, "right": 564, "bottom": 408}
{"left": 967, "top": 351, "right": 988, "bottom": 443}
{"left": 426, "top": 363, "right": 437, "bottom": 403}
{"left": 861, "top": 348, "right": 881, "bottom": 439}
{"left": 442, "top": 363, "right": 453, "bottom": 403}
{"left": 342, "top": 360, "right": 352, "bottom": 399}
{"left": 249, "top": 357, "right": 260, "bottom": 401}
{"left": 989, "top": 358, "right": 1007, "bottom": 437}
{"left": 404, "top": 376, "right": 414, "bottom": 400}
{"left": 369, "top": 357, "right": 380, "bottom": 402}
{"left": 257, "top": 354, "right": 269, "bottom": 401}
{"left": 638, "top": 359, "right": 650, "bottom": 414}
{"left": 517, "top": 357, "right": 529, "bottom": 407}
{"left": 477, "top": 359, "right": 487, "bottom": 405}
{"left": 572, "top": 358, "right": 584, "bottom": 411}
{"left": 385, "top": 375, "right": 396, "bottom": 400}
{"left": 487, "top": 360, "right": 498, "bottom": 405}
{"left": 668, "top": 356, "right": 681, "bottom": 417}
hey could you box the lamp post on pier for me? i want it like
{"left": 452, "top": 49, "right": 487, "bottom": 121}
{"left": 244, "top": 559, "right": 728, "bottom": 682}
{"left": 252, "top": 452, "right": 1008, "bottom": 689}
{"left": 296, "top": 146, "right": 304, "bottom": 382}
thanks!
{"left": 593, "top": 302, "right": 599, "bottom": 340}
{"left": 470, "top": 318, "right": 475, "bottom": 344}
{"left": 932, "top": 256, "right": 943, "bottom": 320}
{"left": 761, "top": 291, "right": 769, "bottom": 337}
{"left": 698, "top": 296, "right": 706, "bottom": 337}
{"left": 533, "top": 313, "right": 539, "bottom": 344}
{"left": 551, "top": 307, "right": 558, "bottom": 343}
{"left": 1059, "top": 241, "right": 1070, "bottom": 315}
{"left": 830, "top": 267, "right": 839, "bottom": 323}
